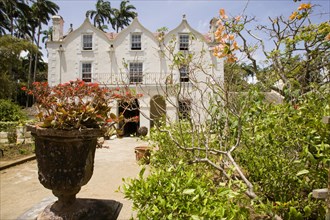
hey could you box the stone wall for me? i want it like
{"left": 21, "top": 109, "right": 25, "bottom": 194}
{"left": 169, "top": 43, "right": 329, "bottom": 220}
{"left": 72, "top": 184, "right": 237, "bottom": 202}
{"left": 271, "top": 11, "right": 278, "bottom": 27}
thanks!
{"left": 0, "top": 125, "right": 33, "bottom": 144}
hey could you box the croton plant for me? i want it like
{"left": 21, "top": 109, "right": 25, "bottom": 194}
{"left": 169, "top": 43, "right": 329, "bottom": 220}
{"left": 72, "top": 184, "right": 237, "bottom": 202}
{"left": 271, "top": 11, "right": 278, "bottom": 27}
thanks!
{"left": 22, "top": 79, "right": 141, "bottom": 130}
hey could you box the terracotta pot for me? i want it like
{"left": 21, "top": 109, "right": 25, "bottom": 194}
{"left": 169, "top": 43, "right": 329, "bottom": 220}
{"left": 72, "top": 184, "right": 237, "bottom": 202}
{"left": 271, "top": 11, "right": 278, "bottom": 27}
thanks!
{"left": 27, "top": 125, "right": 104, "bottom": 219}
{"left": 134, "top": 146, "right": 151, "bottom": 164}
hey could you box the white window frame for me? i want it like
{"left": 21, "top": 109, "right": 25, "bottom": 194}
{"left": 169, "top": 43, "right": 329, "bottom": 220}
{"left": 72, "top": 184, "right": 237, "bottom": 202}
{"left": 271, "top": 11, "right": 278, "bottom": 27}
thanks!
{"left": 179, "top": 34, "right": 189, "bottom": 51}
{"left": 129, "top": 62, "right": 143, "bottom": 84}
{"left": 82, "top": 34, "right": 93, "bottom": 50}
{"left": 179, "top": 65, "right": 189, "bottom": 82}
{"left": 82, "top": 62, "right": 92, "bottom": 82}
{"left": 131, "top": 33, "right": 142, "bottom": 50}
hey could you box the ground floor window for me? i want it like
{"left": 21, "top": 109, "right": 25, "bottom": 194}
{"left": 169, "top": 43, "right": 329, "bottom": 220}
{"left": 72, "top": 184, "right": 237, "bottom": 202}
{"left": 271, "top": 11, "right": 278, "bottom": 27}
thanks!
{"left": 178, "top": 99, "right": 191, "bottom": 120}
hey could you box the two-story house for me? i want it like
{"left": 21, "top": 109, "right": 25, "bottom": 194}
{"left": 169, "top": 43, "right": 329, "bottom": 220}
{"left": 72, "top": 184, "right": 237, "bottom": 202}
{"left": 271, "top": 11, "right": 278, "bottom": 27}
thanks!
{"left": 47, "top": 15, "right": 224, "bottom": 136}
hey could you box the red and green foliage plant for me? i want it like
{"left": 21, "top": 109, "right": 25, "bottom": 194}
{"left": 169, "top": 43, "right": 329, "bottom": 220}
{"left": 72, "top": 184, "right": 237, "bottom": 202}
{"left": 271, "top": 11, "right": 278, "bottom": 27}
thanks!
{"left": 22, "top": 79, "right": 140, "bottom": 130}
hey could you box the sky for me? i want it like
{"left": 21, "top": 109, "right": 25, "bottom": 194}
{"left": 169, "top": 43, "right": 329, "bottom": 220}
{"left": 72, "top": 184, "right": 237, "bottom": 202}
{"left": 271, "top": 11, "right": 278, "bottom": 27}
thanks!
{"left": 41, "top": 0, "right": 330, "bottom": 61}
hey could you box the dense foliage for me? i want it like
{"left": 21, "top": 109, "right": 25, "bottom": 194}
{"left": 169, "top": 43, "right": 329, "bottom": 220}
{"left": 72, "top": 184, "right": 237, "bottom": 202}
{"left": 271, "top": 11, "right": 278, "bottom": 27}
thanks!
{"left": 123, "top": 86, "right": 329, "bottom": 219}
{"left": 236, "top": 87, "right": 330, "bottom": 219}
{"left": 0, "top": 99, "right": 27, "bottom": 122}
{"left": 123, "top": 147, "right": 253, "bottom": 219}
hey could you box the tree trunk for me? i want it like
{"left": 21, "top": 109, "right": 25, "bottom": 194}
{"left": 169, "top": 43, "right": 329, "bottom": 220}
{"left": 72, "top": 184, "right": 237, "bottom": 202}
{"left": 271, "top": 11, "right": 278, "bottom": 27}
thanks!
{"left": 33, "top": 24, "right": 41, "bottom": 83}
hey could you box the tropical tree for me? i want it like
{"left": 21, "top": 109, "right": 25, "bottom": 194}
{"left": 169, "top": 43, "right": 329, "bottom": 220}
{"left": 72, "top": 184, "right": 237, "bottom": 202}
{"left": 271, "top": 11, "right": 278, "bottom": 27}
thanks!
{"left": 85, "top": 0, "right": 112, "bottom": 32}
{"left": 111, "top": 0, "right": 137, "bottom": 33}
{"left": 213, "top": 4, "right": 330, "bottom": 102}
{"left": 0, "top": 1, "right": 10, "bottom": 35}
{"left": 0, "top": 0, "right": 32, "bottom": 36}
{"left": 41, "top": 26, "right": 52, "bottom": 44}
{"left": 30, "top": 0, "right": 58, "bottom": 86}
{"left": 0, "top": 35, "right": 37, "bottom": 100}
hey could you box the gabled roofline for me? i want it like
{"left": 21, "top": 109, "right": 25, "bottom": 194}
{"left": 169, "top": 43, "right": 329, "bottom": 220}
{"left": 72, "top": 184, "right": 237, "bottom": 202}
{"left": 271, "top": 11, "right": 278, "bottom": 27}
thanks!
{"left": 165, "top": 15, "right": 208, "bottom": 44}
{"left": 115, "top": 17, "right": 159, "bottom": 44}
{"left": 56, "top": 17, "right": 112, "bottom": 44}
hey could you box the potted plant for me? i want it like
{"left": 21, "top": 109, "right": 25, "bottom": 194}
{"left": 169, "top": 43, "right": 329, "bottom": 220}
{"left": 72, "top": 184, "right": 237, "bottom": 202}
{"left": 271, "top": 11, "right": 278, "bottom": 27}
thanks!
{"left": 22, "top": 80, "right": 140, "bottom": 219}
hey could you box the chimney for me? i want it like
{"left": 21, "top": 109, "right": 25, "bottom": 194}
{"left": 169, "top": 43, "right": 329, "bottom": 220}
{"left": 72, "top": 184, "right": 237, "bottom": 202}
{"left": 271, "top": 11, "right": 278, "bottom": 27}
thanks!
{"left": 52, "top": 15, "right": 64, "bottom": 41}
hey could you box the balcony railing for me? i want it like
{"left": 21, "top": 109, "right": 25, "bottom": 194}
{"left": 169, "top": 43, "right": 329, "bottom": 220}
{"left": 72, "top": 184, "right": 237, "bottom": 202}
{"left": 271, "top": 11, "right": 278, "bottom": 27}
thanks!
{"left": 95, "top": 72, "right": 176, "bottom": 85}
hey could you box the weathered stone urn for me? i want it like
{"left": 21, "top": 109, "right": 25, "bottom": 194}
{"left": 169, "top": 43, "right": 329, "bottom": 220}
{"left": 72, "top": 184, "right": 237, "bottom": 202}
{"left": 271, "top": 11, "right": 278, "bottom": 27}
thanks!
{"left": 27, "top": 125, "right": 122, "bottom": 220}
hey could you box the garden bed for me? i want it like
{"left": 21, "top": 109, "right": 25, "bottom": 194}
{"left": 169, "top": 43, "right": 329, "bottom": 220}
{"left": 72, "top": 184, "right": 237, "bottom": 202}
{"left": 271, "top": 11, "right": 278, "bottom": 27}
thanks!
{"left": 0, "top": 143, "right": 35, "bottom": 161}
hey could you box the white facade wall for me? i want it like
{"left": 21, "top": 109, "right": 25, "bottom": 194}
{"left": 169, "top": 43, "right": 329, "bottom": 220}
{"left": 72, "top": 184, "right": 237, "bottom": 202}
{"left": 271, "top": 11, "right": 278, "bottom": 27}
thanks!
{"left": 47, "top": 16, "right": 224, "bottom": 134}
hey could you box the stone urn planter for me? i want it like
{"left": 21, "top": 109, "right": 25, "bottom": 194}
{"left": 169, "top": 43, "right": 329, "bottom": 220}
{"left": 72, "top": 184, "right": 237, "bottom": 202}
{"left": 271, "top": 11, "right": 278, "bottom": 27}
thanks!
{"left": 27, "top": 125, "right": 122, "bottom": 220}
{"left": 21, "top": 79, "right": 142, "bottom": 219}
{"left": 134, "top": 146, "right": 152, "bottom": 164}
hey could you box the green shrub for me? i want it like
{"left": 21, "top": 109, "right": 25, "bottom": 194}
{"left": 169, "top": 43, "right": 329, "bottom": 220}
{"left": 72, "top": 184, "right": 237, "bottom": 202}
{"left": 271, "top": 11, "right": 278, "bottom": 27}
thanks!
{"left": 235, "top": 88, "right": 329, "bottom": 219}
{"left": 0, "top": 99, "right": 27, "bottom": 122}
{"left": 122, "top": 163, "right": 251, "bottom": 219}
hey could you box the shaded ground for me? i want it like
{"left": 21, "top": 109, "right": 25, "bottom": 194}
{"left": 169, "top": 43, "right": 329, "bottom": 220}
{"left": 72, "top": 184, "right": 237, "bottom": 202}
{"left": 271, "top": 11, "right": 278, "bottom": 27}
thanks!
{"left": 0, "top": 137, "right": 148, "bottom": 220}
{"left": 0, "top": 143, "right": 34, "bottom": 161}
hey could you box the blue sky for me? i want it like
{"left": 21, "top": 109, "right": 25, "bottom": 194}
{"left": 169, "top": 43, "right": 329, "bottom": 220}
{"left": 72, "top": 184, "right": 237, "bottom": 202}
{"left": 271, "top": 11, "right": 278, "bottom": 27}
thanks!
{"left": 41, "top": 0, "right": 329, "bottom": 60}
{"left": 51, "top": 0, "right": 329, "bottom": 33}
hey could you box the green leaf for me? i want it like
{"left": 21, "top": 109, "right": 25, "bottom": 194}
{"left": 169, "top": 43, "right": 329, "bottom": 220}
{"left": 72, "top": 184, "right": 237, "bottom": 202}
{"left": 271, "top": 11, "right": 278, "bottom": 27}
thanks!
{"left": 191, "top": 215, "right": 201, "bottom": 220}
{"left": 183, "top": 189, "right": 195, "bottom": 195}
{"left": 296, "top": 169, "right": 309, "bottom": 176}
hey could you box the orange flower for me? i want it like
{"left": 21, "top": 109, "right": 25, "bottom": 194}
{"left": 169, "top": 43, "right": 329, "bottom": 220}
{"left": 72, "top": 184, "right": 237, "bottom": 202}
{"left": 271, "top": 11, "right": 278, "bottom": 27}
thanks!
{"left": 289, "top": 11, "right": 298, "bottom": 20}
{"left": 219, "top": 9, "right": 228, "bottom": 19}
{"left": 298, "top": 3, "right": 312, "bottom": 11}
{"left": 325, "top": 33, "right": 330, "bottom": 41}
{"left": 232, "top": 41, "right": 239, "bottom": 50}
{"left": 235, "top": 16, "right": 241, "bottom": 22}
{"left": 229, "top": 34, "right": 235, "bottom": 41}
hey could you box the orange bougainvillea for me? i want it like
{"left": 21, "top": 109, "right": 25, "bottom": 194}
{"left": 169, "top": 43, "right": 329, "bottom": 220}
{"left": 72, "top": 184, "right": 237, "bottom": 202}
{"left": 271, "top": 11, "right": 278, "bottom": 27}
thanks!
{"left": 325, "top": 33, "right": 330, "bottom": 41}
{"left": 213, "top": 8, "right": 240, "bottom": 63}
{"left": 290, "top": 3, "right": 313, "bottom": 20}
{"left": 298, "top": 3, "right": 311, "bottom": 10}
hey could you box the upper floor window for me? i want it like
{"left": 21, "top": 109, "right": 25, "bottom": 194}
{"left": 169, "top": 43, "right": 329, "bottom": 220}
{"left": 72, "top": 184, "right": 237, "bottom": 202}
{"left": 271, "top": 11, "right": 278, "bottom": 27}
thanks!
{"left": 82, "top": 34, "right": 93, "bottom": 50}
{"left": 179, "top": 65, "right": 189, "bottom": 82}
{"left": 82, "top": 62, "right": 92, "bottom": 82}
{"left": 129, "top": 62, "right": 143, "bottom": 84}
{"left": 131, "top": 33, "right": 141, "bottom": 50}
{"left": 179, "top": 34, "right": 189, "bottom": 51}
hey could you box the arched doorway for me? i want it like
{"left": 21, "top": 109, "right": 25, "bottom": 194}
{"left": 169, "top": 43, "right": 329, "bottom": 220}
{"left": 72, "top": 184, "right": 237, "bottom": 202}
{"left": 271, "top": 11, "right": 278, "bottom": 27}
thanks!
{"left": 118, "top": 99, "right": 139, "bottom": 136}
{"left": 150, "top": 95, "right": 166, "bottom": 128}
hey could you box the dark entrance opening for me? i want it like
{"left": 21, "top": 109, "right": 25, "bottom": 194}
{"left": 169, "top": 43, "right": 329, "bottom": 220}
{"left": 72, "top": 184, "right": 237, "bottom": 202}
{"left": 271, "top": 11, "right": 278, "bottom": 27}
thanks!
{"left": 118, "top": 99, "right": 139, "bottom": 136}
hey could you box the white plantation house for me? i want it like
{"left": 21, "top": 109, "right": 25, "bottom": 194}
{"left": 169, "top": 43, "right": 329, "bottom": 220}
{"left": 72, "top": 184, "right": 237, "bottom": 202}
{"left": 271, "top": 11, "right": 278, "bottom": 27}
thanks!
{"left": 47, "top": 15, "right": 224, "bottom": 135}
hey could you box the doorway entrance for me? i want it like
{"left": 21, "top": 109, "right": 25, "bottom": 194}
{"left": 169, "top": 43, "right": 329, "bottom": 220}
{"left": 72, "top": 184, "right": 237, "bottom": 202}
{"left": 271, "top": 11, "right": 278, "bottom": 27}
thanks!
{"left": 118, "top": 99, "right": 139, "bottom": 136}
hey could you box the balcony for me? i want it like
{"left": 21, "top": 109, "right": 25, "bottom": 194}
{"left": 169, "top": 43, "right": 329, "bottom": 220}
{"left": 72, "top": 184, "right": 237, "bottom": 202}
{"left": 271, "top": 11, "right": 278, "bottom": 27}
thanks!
{"left": 96, "top": 72, "right": 172, "bottom": 86}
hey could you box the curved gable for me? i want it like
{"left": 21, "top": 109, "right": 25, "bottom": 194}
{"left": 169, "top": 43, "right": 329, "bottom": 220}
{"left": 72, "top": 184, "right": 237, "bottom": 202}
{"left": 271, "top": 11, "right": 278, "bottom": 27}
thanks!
{"left": 62, "top": 17, "right": 111, "bottom": 44}
{"left": 165, "top": 16, "right": 207, "bottom": 44}
{"left": 114, "top": 17, "right": 158, "bottom": 45}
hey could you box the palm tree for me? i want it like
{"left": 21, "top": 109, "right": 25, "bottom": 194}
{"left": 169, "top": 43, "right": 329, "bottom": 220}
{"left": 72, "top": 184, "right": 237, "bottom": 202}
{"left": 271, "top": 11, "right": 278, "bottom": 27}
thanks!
{"left": 41, "top": 26, "right": 52, "bottom": 44}
{"left": 0, "top": 0, "right": 32, "bottom": 36}
{"left": 31, "top": 0, "right": 59, "bottom": 82}
{"left": 86, "top": 0, "right": 112, "bottom": 32}
{"left": 0, "top": 1, "right": 10, "bottom": 35}
{"left": 111, "top": 0, "right": 137, "bottom": 33}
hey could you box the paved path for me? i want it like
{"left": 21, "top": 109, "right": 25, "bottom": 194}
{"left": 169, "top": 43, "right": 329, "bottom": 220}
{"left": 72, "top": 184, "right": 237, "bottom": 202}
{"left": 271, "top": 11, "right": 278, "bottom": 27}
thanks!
{"left": 0, "top": 137, "right": 148, "bottom": 220}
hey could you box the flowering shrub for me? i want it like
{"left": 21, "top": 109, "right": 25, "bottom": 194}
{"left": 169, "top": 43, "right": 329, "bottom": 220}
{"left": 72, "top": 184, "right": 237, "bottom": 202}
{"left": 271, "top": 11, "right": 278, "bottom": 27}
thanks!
{"left": 22, "top": 79, "right": 141, "bottom": 130}
{"left": 289, "top": 3, "right": 312, "bottom": 20}
{"left": 213, "top": 9, "right": 240, "bottom": 63}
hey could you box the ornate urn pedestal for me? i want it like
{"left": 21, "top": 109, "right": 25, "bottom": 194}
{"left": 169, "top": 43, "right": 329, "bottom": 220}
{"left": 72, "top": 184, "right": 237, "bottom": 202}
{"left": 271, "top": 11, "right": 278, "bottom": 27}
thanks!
{"left": 27, "top": 125, "right": 122, "bottom": 220}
